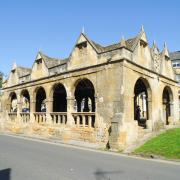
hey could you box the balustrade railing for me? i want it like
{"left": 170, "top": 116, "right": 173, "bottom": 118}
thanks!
{"left": 8, "top": 112, "right": 95, "bottom": 128}
{"left": 72, "top": 112, "right": 95, "bottom": 128}
{"left": 20, "top": 113, "right": 30, "bottom": 123}
{"left": 8, "top": 112, "right": 17, "bottom": 122}
{"left": 50, "top": 112, "right": 67, "bottom": 125}
{"left": 34, "top": 112, "right": 46, "bottom": 124}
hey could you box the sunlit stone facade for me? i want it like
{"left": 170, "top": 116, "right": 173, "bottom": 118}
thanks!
{"left": 0, "top": 27, "right": 179, "bottom": 150}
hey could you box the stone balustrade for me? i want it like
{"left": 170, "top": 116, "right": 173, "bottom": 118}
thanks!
{"left": 50, "top": 112, "right": 67, "bottom": 125}
{"left": 7, "top": 112, "right": 96, "bottom": 128}
{"left": 72, "top": 112, "right": 95, "bottom": 128}
{"left": 20, "top": 113, "right": 30, "bottom": 123}
{"left": 8, "top": 112, "right": 17, "bottom": 122}
{"left": 34, "top": 112, "right": 46, "bottom": 124}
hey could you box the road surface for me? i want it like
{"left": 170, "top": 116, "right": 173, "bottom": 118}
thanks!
{"left": 0, "top": 134, "right": 179, "bottom": 180}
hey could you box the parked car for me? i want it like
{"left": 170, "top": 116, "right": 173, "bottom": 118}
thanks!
{"left": 22, "top": 108, "right": 30, "bottom": 113}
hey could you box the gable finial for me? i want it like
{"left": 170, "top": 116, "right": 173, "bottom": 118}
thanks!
{"left": 12, "top": 61, "right": 17, "bottom": 70}
{"left": 120, "top": 35, "right": 126, "bottom": 47}
{"left": 82, "top": 26, "right": 85, "bottom": 34}
{"left": 164, "top": 41, "right": 167, "bottom": 49}
{"left": 121, "top": 35, "right": 125, "bottom": 40}
{"left": 141, "top": 25, "right": 144, "bottom": 32}
{"left": 163, "top": 41, "right": 169, "bottom": 59}
{"left": 153, "top": 40, "right": 156, "bottom": 46}
{"left": 38, "top": 45, "right": 42, "bottom": 53}
{"left": 152, "top": 40, "right": 157, "bottom": 48}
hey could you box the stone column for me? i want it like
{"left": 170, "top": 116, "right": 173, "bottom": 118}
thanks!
{"left": 146, "top": 97, "right": 153, "bottom": 130}
{"left": 7, "top": 103, "right": 11, "bottom": 122}
{"left": 30, "top": 94, "right": 36, "bottom": 124}
{"left": 163, "top": 104, "right": 166, "bottom": 125}
{"left": 66, "top": 96, "right": 75, "bottom": 126}
{"left": 94, "top": 96, "right": 98, "bottom": 129}
{"left": 16, "top": 93, "right": 22, "bottom": 124}
{"left": 46, "top": 98, "right": 53, "bottom": 125}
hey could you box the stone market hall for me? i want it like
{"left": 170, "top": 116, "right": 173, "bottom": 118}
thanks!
{"left": 0, "top": 27, "right": 179, "bottom": 150}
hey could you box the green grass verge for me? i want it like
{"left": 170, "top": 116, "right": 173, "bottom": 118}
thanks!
{"left": 134, "top": 128, "right": 180, "bottom": 159}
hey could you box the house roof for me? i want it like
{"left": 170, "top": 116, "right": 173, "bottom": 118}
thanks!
{"left": 79, "top": 27, "right": 147, "bottom": 54}
{"left": 170, "top": 51, "right": 180, "bottom": 60}
{"left": 16, "top": 67, "right": 31, "bottom": 77}
{"left": 86, "top": 35, "right": 139, "bottom": 53}
{"left": 38, "top": 52, "right": 68, "bottom": 69}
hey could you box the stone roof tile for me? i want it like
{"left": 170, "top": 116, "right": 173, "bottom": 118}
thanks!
{"left": 89, "top": 36, "right": 139, "bottom": 53}
{"left": 39, "top": 52, "right": 68, "bottom": 68}
{"left": 170, "top": 51, "right": 180, "bottom": 60}
{"left": 17, "top": 67, "right": 31, "bottom": 77}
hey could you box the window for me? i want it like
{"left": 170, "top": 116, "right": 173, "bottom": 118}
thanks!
{"left": 172, "top": 60, "right": 180, "bottom": 68}
{"left": 36, "top": 59, "right": 42, "bottom": 70}
{"left": 76, "top": 41, "right": 87, "bottom": 57}
{"left": 176, "top": 75, "right": 180, "bottom": 84}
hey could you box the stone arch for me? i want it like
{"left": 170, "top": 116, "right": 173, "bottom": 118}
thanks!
{"left": 49, "top": 82, "right": 69, "bottom": 98}
{"left": 51, "top": 83, "right": 67, "bottom": 112}
{"left": 9, "top": 92, "right": 17, "bottom": 112}
{"left": 74, "top": 78, "right": 95, "bottom": 112}
{"left": 134, "top": 77, "right": 152, "bottom": 128}
{"left": 34, "top": 86, "right": 46, "bottom": 112}
{"left": 71, "top": 77, "right": 97, "bottom": 98}
{"left": 20, "top": 89, "right": 30, "bottom": 112}
{"left": 162, "top": 86, "right": 173, "bottom": 125}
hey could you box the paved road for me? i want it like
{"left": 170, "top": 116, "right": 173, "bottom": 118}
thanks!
{"left": 0, "top": 135, "right": 179, "bottom": 180}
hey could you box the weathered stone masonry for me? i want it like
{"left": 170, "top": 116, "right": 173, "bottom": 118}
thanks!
{"left": 0, "top": 27, "right": 179, "bottom": 150}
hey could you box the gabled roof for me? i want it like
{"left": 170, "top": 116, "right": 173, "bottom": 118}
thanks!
{"left": 17, "top": 66, "right": 31, "bottom": 77}
{"left": 37, "top": 52, "right": 68, "bottom": 69}
{"left": 170, "top": 51, "right": 180, "bottom": 60}
{"left": 91, "top": 40, "right": 124, "bottom": 53}
{"left": 125, "top": 37, "right": 139, "bottom": 51}
{"left": 81, "top": 30, "right": 143, "bottom": 54}
{"left": 91, "top": 36, "right": 140, "bottom": 53}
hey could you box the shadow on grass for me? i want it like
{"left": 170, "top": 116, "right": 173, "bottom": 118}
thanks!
{"left": 94, "top": 168, "right": 123, "bottom": 180}
{"left": 0, "top": 168, "right": 11, "bottom": 180}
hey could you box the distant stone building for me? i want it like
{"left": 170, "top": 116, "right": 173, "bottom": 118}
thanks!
{"left": 0, "top": 27, "right": 179, "bottom": 150}
{"left": 170, "top": 51, "right": 180, "bottom": 83}
{"left": 170, "top": 51, "right": 180, "bottom": 116}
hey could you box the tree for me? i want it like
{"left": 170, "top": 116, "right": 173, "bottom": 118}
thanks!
{"left": 0, "top": 71, "right": 3, "bottom": 88}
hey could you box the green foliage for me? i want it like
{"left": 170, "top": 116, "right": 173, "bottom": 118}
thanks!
{"left": 0, "top": 71, "right": 3, "bottom": 88}
{"left": 134, "top": 128, "right": 180, "bottom": 159}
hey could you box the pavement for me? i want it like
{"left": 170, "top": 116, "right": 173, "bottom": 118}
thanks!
{"left": 0, "top": 134, "right": 179, "bottom": 180}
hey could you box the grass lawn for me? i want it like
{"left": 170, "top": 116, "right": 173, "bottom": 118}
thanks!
{"left": 134, "top": 128, "right": 180, "bottom": 160}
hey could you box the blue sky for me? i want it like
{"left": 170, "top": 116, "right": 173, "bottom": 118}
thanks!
{"left": 0, "top": 0, "right": 180, "bottom": 75}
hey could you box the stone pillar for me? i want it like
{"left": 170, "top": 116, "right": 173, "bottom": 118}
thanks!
{"left": 30, "top": 94, "right": 36, "bottom": 124}
{"left": 17, "top": 94, "right": 21, "bottom": 124}
{"left": 7, "top": 103, "right": 11, "bottom": 122}
{"left": 66, "top": 96, "right": 75, "bottom": 126}
{"left": 146, "top": 98, "right": 153, "bottom": 130}
{"left": 94, "top": 96, "right": 98, "bottom": 128}
{"left": 168, "top": 102, "right": 174, "bottom": 125}
{"left": 108, "top": 113, "right": 124, "bottom": 150}
{"left": 46, "top": 98, "right": 53, "bottom": 125}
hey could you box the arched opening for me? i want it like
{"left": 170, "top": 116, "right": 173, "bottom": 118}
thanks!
{"left": 21, "top": 90, "right": 30, "bottom": 112}
{"left": 53, "top": 84, "right": 67, "bottom": 112}
{"left": 75, "top": 79, "right": 95, "bottom": 112}
{"left": 134, "top": 78, "right": 151, "bottom": 128}
{"left": 35, "top": 87, "right": 46, "bottom": 112}
{"left": 162, "top": 86, "right": 173, "bottom": 125}
{"left": 10, "top": 92, "right": 17, "bottom": 112}
{"left": 74, "top": 79, "right": 96, "bottom": 127}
